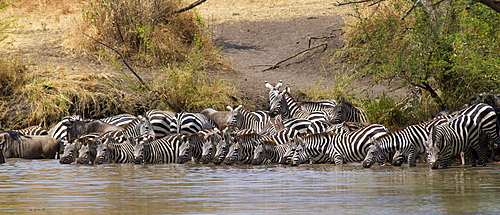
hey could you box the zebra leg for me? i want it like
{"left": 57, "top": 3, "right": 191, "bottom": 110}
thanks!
{"left": 408, "top": 151, "right": 417, "bottom": 167}
{"left": 333, "top": 153, "right": 343, "bottom": 166}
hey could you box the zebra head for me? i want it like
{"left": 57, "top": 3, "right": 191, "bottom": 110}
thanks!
{"left": 59, "top": 141, "right": 79, "bottom": 164}
{"left": 252, "top": 142, "right": 266, "bottom": 165}
{"left": 178, "top": 135, "right": 192, "bottom": 164}
{"left": 265, "top": 80, "right": 284, "bottom": 117}
{"left": 76, "top": 134, "right": 100, "bottom": 165}
{"left": 201, "top": 132, "right": 221, "bottom": 164}
{"left": 133, "top": 135, "right": 154, "bottom": 164}
{"left": 226, "top": 105, "right": 243, "bottom": 132}
{"left": 214, "top": 132, "right": 233, "bottom": 165}
{"left": 425, "top": 127, "right": 441, "bottom": 169}
{"left": 95, "top": 140, "right": 108, "bottom": 164}
{"left": 290, "top": 136, "right": 306, "bottom": 166}
{"left": 281, "top": 136, "right": 300, "bottom": 165}
{"left": 362, "top": 137, "right": 383, "bottom": 168}
{"left": 224, "top": 139, "right": 241, "bottom": 165}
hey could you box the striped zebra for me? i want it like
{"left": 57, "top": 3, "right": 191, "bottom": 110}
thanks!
{"left": 14, "top": 125, "right": 48, "bottom": 136}
{"left": 146, "top": 109, "right": 176, "bottom": 139}
{"left": 48, "top": 115, "right": 83, "bottom": 158}
{"left": 435, "top": 103, "right": 500, "bottom": 162}
{"left": 199, "top": 130, "right": 224, "bottom": 164}
{"left": 76, "top": 133, "right": 101, "bottom": 164}
{"left": 362, "top": 118, "right": 448, "bottom": 168}
{"left": 224, "top": 129, "right": 262, "bottom": 165}
{"left": 252, "top": 138, "right": 300, "bottom": 165}
{"left": 268, "top": 86, "right": 330, "bottom": 121}
{"left": 99, "top": 114, "right": 137, "bottom": 126}
{"left": 133, "top": 133, "right": 184, "bottom": 164}
{"left": 95, "top": 136, "right": 135, "bottom": 164}
{"left": 265, "top": 80, "right": 336, "bottom": 114}
{"left": 59, "top": 141, "right": 81, "bottom": 164}
{"left": 291, "top": 124, "right": 388, "bottom": 166}
{"left": 213, "top": 131, "right": 235, "bottom": 165}
{"left": 178, "top": 129, "right": 218, "bottom": 164}
{"left": 329, "top": 100, "right": 368, "bottom": 124}
{"left": 228, "top": 105, "right": 270, "bottom": 133}
{"left": 102, "top": 115, "right": 155, "bottom": 146}
{"left": 170, "top": 112, "right": 217, "bottom": 135}
{"left": 425, "top": 115, "right": 483, "bottom": 169}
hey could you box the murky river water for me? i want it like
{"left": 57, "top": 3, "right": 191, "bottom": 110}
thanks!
{"left": 1, "top": 159, "right": 500, "bottom": 214}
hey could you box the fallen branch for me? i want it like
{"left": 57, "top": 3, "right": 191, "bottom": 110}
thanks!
{"left": 83, "top": 33, "right": 150, "bottom": 90}
{"left": 262, "top": 43, "right": 328, "bottom": 72}
{"left": 335, "top": 0, "right": 376, "bottom": 6}
{"left": 174, "top": 0, "right": 207, "bottom": 13}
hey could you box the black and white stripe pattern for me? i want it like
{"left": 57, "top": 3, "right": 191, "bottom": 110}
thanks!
{"left": 329, "top": 100, "right": 368, "bottom": 124}
{"left": 146, "top": 109, "right": 176, "bottom": 139}
{"left": 228, "top": 105, "right": 270, "bottom": 133}
{"left": 178, "top": 129, "right": 217, "bottom": 164}
{"left": 133, "top": 133, "right": 184, "bottom": 164}
{"left": 99, "top": 114, "right": 137, "bottom": 126}
{"left": 291, "top": 124, "right": 388, "bottom": 166}
{"left": 425, "top": 115, "right": 482, "bottom": 169}
{"left": 14, "top": 125, "right": 48, "bottom": 136}
{"left": 224, "top": 129, "right": 261, "bottom": 165}
{"left": 170, "top": 112, "right": 217, "bottom": 135}
{"left": 252, "top": 139, "right": 299, "bottom": 165}
{"left": 95, "top": 136, "right": 135, "bottom": 164}
{"left": 362, "top": 118, "right": 448, "bottom": 168}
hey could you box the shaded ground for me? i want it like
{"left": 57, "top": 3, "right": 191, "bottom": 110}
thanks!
{"left": 0, "top": 0, "right": 407, "bottom": 113}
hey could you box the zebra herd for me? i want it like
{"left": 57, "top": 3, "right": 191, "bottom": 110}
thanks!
{"left": 2, "top": 81, "right": 499, "bottom": 170}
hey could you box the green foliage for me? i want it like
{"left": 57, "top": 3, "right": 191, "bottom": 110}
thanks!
{"left": 340, "top": 0, "right": 500, "bottom": 114}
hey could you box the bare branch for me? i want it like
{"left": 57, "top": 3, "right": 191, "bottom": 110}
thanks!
{"left": 477, "top": 0, "right": 500, "bottom": 13}
{"left": 401, "top": 0, "right": 421, "bottom": 20}
{"left": 83, "top": 33, "right": 150, "bottom": 91}
{"left": 262, "top": 43, "right": 328, "bottom": 72}
{"left": 335, "top": 0, "right": 376, "bottom": 6}
{"left": 174, "top": 0, "right": 207, "bottom": 14}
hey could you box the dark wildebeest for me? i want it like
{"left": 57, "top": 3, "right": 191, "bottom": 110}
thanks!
{"left": 63, "top": 119, "right": 123, "bottom": 143}
{"left": 0, "top": 131, "right": 58, "bottom": 160}
{"left": 200, "top": 106, "right": 239, "bottom": 130}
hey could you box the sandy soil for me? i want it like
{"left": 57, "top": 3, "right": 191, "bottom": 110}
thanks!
{"left": 0, "top": 0, "right": 407, "bottom": 111}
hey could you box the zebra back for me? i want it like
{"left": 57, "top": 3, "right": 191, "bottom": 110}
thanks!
{"left": 330, "top": 100, "right": 368, "bottom": 124}
{"left": 170, "top": 112, "right": 217, "bottom": 134}
{"left": 14, "top": 125, "right": 48, "bottom": 136}
{"left": 99, "top": 114, "right": 137, "bottom": 126}
{"left": 146, "top": 109, "right": 176, "bottom": 139}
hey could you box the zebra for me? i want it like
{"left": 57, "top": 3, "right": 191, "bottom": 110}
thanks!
{"left": 265, "top": 80, "right": 336, "bottom": 114}
{"left": 213, "top": 131, "right": 235, "bottom": 165}
{"left": 425, "top": 115, "right": 483, "bottom": 169}
{"left": 133, "top": 133, "right": 184, "bottom": 164}
{"left": 59, "top": 141, "right": 81, "bottom": 164}
{"left": 435, "top": 103, "right": 500, "bottom": 162}
{"left": 291, "top": 124, "right": 388, "bottom": 166}
{"left": 329, "top": 100, "right": 368, "bottom": 124}
{"left": 200, "top": 130, "right": 224, "bottom": 164}
{"left": 95, "top": 136, "right": 135, "bottom": 164}
{"left": 228, "top": 105, "right": 270, "bottom": 133}
{"left": 362, "top": 118, "right": 448, "bottom": 168}
{"left": 146, "top": 109, "right": 176, "bottom": 139}
{"left": 99, "top": 114, "right": 137, "bottom": 126}
{"left": 48, "top": 115, "right": 83, "bottom": 158}
{"left": 170, "top": 112, "right": 217, "bottom": 135}
{"left": 76, "top": 133, "right": 101, "bottom": 164}
{"left": 178, "top": 129, "right": 218, "bottom": 164}
{"left": 268, "top": 85, "right": 331, "bottom": 121}
{"left": 14, "top": 125, "right": 48, "bottom": 136}
{"left": 224, "top": 129, "right": 262, "bottom": 165}
{"left": 102, "top": 115, "right": 155, "bottom": 146}
{"left": 252, "top": 138, "right": 300, "bottom": 165}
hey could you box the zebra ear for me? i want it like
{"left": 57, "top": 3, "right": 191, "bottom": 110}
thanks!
{"left": 276, "top": 80, "right": 283, "bottom": 89}
{"left": 265, "top": 81, "right": 273, "bottom": 90}
{"left": 226, "top": 105, "right": 233, "bottom": 111}
{"left": 235, "top": 105, "right": 243, "bottom": 111}
{"left": 371, "top": 137, "right": 379, "bottom": 146}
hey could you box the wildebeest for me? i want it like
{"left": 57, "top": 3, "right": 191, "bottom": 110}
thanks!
{"left": 63, "top": 119, "right": 123, "bottom": 142}
{"left": 0, "top": 131, "right": 58, "bottom": 159}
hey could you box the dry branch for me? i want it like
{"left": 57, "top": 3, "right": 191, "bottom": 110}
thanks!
{"left": 174, "top": 0, "right": 207, "bottom": 13}
{"left": 83, "top": 33, "right": 150, "bottom": 90}
{"left": 262, "top": 43, "right": 327, "bottom": 72}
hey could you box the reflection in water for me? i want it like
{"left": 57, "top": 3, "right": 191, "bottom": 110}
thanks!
{"left": 1, "top": 160, "right": 500, "bottom": 214}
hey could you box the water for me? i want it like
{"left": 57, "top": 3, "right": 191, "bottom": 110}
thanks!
{"left": 1, "top": 159, "right": 500, "bottom": 214}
